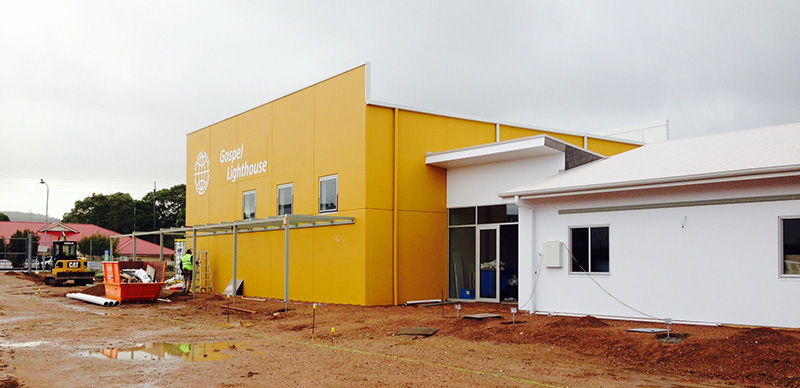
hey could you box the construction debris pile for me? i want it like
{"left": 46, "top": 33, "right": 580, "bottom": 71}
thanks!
{"left": 120, "top": 266, "right": 156, "bottom": 284}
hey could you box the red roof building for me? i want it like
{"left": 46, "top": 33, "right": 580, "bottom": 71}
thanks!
{"left": 0, "top": 221, "right": 174, "bottom": 259}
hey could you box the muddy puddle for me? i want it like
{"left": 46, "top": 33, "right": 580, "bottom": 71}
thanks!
{"left": 81, "top": 342, "right": 253, "bottom": 362}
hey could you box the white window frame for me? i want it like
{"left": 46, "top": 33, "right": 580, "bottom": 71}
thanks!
{"left": 319, "top": 174, "right": 338, "bottom": 214}
{"left": 569, "top": 225, "right": 610, "bottom": 274}
{"left": 242, "top": 190, "right": 256, "bottom": 220}
{"left": 277, "top": 183, "right": 293, "bottom": 216}
{"left": 780, "top": 216, "right": 800, "bottom": 278}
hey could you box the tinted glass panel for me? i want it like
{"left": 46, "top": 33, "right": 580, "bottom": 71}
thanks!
{"left": 571, "top": 227, "right": 589, "bottom": 273}
{"left": 478, "top": 205, "right": 507, "bottom": 224}
{"left": 500, "top": 224, "right": 518, "bottom": 301}
{"left": 479, "top": 229, "right": 497, "bottom": 299}
{"left": 783, "top": 218, "right": 800, "bottom": 275}
{"left": 448, "top": 227, "right": 475, "bottom": 299}
{"left": 590, "top": 227, "right": 610, "bottom": 272}
{"left": 449, "top": 207, "right": 475, "bottom": 226}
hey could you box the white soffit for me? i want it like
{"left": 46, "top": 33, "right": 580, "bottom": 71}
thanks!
{"left": 426, "top": 136, "right": 564, "bottom": 169}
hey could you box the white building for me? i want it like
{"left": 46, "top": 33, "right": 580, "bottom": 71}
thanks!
{"left": 500, "top": 124, "right": 800, "bottom": 328}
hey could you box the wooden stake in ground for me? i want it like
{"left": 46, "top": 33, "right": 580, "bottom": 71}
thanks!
{"left": 312, "top": 303, "right": 317, "bottom": 340}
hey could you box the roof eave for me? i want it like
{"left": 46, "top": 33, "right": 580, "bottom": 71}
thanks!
{"left": 500, "top": 165, "right": 800, "bottom": 200}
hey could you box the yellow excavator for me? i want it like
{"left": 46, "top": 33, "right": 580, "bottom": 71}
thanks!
{"left": 44, "top": 241, "right": 95, "bottom": 286}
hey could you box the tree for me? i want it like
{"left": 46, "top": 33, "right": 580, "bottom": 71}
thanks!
{"left": 142, "top": 184, "right": 186, "bottom": 229}
{"left": 0, "top": 212, "right": 10, "bottom": 221}
{"left": 62, "top": 184, "right": 186, "bottom": 248}
{"left": 8, "top": 230, "right": 39, "bottom": 267}
{"left": 63, "top": 192, "right": 136, "bottom": 234}
{"left": 140, "top": 184, "right": 186, "bottom": 247}
{"left": 78, "top": 233, "right": 117, "bottom": 259}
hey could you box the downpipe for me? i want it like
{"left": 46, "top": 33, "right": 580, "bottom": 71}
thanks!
{"left": 514, "top": 195, "right": 537, "bottom": 312}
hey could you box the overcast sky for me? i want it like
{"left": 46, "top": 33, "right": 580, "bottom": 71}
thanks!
{"left": 2, "top": 1, "right": 799, "bottom": 219}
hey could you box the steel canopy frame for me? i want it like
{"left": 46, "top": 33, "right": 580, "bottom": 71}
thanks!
{"left": 110, "top": 214, "right": 355, "bottom": 306}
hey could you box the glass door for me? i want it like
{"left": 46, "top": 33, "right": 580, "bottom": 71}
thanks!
{"left": 476, "top": 226, "right": 499, "bottom": 302}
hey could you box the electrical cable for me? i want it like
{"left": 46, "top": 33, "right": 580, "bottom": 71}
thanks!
{"left": 560, "top": 241, "right": 662, "bottom": 320}
{"left": 517, "top": 250, "right": 544, "bottom": 312}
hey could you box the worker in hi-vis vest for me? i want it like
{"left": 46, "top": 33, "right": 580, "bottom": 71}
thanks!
{"left": 181, "top": 249, "right": 194, "bottom": 293}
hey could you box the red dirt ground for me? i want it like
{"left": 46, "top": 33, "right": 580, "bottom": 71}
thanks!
{"left": 1, "top": 271, "right": 799, "bottom": 387}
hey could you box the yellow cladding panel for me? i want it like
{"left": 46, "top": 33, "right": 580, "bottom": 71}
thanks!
{"left": 396, "top": 110, "right": 447, "bottom": 212}
{"left": 312, "top": 209, "right": 367, "bottom": 304}
{"left": 395, "top": 210, "right": 448, "bottom": 303}
{"left": 272, "top": 87, "right": 316, "bottom": 215}
{"left": 186, "top": 129, "right": 210, "bottom": 226}
{"left": 236, "top": 104, "right": 272, "bottom": 218}
{"left": 366, "top": 106, "right": 394, "bottom": 210}
{"left": 365, "top": 209, "right": 393, "bottom": 305}
{"left": 587, "top": 137, "right": 640, "bottom": 156}
{"left": 315, "top": 66, "right": 367, "bottom": 212}
{"left": 206, "top": 235, "right": 233, "bottom": 294}
{"left": 445, "top": 117, "right": 495, "bottom": 150}
{"left": 500, "top": 125, "right": 585, "bottom": 148}
{"left": 282, "top": 228, "right": 315, "bottom": 302}
{"left": 207, "top": 118, "right": 239, "bottom": 222}
{"left": 232, "top": 232, "right": 271, "bottom": 297}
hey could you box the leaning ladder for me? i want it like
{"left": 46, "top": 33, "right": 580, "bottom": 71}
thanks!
{"left": 193, "top": 251, "right": 212, "bottom": 293}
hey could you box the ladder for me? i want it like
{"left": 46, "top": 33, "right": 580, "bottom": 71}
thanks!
{"left": 193, "top": 251, "right": 212, "bottom": 293}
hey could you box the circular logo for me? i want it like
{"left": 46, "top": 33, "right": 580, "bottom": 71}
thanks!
{"left": 194, "top": 151, "right": 211, "bottom": 196}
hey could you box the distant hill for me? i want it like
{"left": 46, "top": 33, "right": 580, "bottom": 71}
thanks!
{"left": 1, "top": 211, "right": 61, "bottom": 223}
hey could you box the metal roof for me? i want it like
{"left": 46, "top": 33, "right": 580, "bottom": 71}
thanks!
{"left": 500, "top": 123, "right": 800, "bottom": 199}
{"left": 425, "top": 135, "right": 604, "bottom": 169}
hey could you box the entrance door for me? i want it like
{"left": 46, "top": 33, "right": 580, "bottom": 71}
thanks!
{"left": 477, "top": 226, "right": 499, "bottom": 302}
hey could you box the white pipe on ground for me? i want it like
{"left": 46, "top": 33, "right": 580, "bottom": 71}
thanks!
{"left": 66, "top": 293, "right": 119, "bottom": 307}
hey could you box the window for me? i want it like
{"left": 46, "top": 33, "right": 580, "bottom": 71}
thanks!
{"left": 478, "top": 204, "right": 519, "bottom": 224}
{"left": 243, "top": 190, "right": 256, "bottom": 220}
{"left": 449, "top": 205, "right": 518, "bottom": 226}
{"left": 570, "top": 226, "right": 609, "bottom": 273}
{"left": 278, "top": 184, "right": 293, "bottom": 216}
{"left": 319, "top": 175, "right": 338, "bottom": 213}
{"left": 449, "top": 207, "right": 476, "bottom": 226}
{"left": 782, "top": 217, "right": 800, "bottom": 276}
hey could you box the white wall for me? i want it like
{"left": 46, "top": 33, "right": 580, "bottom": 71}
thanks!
{"left": 447, "top": 154, "right": 564, "bottom": 208}
{"left": 520, "top": 179, "right": 800, "bottom": 328}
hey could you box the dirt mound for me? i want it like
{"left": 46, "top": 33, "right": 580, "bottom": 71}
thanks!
{"left": 546, "top": 315, "right": 610, "bottom": 329}
{"left": 732, "top": 327, "right": 800, "bottom": 346}
{"left": 19, "top": 272, "right": 44, "bottom": 285}
{"left": 0, "top": 376, "right": 21, "bottom": 388}
{"left": 81, "top": 284, "right": 106, "bottom": 296}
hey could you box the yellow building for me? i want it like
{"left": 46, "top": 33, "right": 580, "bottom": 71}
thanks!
{"left": 186, "top": 64, "right": 642, "bottom": 306}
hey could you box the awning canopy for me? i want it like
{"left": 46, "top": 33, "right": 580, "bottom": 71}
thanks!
{"left": 110, "top": 214, "right": 356, "bottom": 307}
{"left": 113, "top": 214, "right": 355, "bottom": 240}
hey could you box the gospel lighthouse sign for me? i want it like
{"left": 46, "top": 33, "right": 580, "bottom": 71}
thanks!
{"left": 219, "top": 144, "right": 268, "bottom": 183}
{"left": 193, "top": 143, "right": 268, "bottom": 196}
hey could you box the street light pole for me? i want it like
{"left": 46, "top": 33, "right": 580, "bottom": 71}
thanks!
{"left": 40, "top": 179, "right": 49, "bottom": 269}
